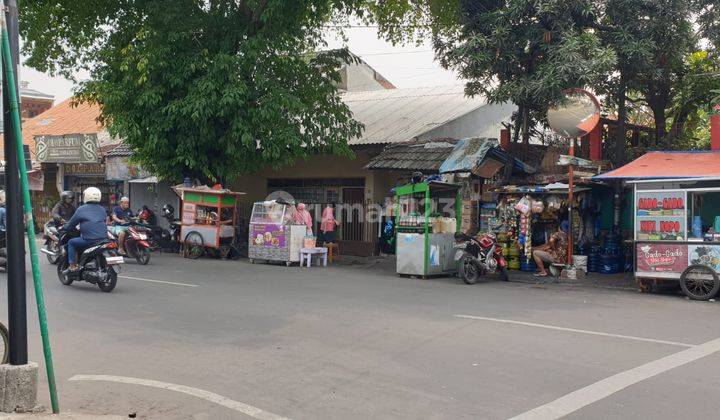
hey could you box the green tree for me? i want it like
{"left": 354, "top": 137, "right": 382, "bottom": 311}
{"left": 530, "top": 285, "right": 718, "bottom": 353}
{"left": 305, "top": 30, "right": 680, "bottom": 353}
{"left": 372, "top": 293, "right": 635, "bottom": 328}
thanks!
{"left": 368, "top": 1, "right": 615, "bottom": 147}
{"left": 20, "top": 0, "right": 364, "bottom": 183}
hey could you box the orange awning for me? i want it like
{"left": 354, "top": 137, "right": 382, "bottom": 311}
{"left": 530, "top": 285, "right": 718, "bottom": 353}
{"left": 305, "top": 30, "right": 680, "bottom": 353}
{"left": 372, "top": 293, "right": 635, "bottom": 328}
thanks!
{"left": 594, "top": 151, "right": 720, "bottom": 180}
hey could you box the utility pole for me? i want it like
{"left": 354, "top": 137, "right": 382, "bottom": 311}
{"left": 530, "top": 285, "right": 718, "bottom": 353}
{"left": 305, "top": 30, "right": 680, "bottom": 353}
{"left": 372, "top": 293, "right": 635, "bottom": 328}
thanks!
{"left": 3, "top": 0, "right": 27, "bottom": 366}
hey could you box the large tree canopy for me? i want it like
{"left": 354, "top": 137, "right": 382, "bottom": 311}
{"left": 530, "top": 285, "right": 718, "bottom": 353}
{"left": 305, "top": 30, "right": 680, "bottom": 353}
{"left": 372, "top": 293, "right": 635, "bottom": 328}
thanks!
{"left": 20, "top": 0, "right": 364, "bottom": 182}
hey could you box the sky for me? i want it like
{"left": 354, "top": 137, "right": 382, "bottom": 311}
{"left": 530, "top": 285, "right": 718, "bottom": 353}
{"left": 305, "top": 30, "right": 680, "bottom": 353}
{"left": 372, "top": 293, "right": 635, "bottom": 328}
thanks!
{"left": 18, "top": 26, "right": 463, "bottom": 104}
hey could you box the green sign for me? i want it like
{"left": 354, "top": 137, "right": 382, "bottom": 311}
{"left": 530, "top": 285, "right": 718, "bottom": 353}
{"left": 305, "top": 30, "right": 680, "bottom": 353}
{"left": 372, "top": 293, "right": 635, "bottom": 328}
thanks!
{"left": 35, "top": 134, "right": 98, "bottom": 163}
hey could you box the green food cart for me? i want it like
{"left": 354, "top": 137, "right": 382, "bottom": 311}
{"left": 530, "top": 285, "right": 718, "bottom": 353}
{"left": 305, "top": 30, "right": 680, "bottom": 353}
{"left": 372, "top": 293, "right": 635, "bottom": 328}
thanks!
{"left": 395, "top": 181, "right": 462, "bottom": 277}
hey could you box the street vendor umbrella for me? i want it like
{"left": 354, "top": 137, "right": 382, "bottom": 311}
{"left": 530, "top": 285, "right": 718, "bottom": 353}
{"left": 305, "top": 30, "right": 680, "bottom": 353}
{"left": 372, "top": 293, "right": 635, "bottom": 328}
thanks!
{"left": 547, "top": 89, "right": 601, "bottom": 266}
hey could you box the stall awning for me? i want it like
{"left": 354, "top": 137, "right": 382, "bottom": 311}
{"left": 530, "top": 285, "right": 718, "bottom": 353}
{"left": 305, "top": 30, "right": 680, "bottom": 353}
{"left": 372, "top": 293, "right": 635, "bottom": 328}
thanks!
{"left": 594, "top": 151, "right": 720, "bottom": 180}
{"left": 128, "top": 176, "right": 158, "bottom": 184}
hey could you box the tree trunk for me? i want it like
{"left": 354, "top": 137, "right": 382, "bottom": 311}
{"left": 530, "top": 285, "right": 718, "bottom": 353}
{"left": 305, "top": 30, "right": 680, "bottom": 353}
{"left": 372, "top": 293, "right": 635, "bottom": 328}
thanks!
{"left": 613, "top": 84, "right": 627, "bottom": 167}
{"left": 650, "top": 105, "right": 668, "bottom": 148}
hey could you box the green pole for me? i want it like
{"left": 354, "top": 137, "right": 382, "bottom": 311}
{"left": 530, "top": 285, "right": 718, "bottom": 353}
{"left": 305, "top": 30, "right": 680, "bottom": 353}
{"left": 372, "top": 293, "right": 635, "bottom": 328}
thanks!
{"left": 1, "top": 21, "right": 60, "bottom": 414}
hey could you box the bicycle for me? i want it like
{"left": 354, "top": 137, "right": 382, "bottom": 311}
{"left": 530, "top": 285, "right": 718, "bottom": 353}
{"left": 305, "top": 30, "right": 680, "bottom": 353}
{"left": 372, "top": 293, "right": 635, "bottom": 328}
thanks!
{"left": 0, "top": 321, "right": 8, "bottom": 364}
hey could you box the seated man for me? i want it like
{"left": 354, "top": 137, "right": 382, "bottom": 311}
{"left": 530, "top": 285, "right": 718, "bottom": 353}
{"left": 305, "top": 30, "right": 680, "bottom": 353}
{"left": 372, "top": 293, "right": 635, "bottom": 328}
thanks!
{"left": 60, "top": 187, "right": 108, "bottom": 272}
{"left": 532, "top": 223, "right": 568, "bottom": 277}
{"left": 110, "top": 197, "right": 134, "bottom": 255}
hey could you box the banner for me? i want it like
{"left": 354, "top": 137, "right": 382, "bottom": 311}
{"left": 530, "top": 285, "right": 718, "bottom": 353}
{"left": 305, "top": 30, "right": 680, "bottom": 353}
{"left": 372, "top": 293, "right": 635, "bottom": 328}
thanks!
{"left": 250, "top": 223, "right": 286, "bottom": 248}
{"left": 635, "top": 190, "right": 685, "bottom": 241}
{"left": 688, "top": 245, "right": 720, "bottom": 272}
{"left": 35, "top": 134, "right": 98, "bottom": 163}
{"left": 636, "top": 243, "right": 688, "bottom": 274}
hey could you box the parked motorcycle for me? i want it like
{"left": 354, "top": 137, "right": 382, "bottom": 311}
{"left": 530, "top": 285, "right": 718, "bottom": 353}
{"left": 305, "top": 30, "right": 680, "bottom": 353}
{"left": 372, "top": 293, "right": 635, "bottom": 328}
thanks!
{"left": 41, "top": 217, "right": 63, "bottom": 264}
{"left": 55, "top": 230, "right": 124, "bottom": 292}
{"left": 147, "top": 204, "right": 181, "bottom": 253}
{"left": 0, "top": 236, "right": 6, "bottom": 271}
{"left": 454, "top": 231, "right": 508, "bottom": 284}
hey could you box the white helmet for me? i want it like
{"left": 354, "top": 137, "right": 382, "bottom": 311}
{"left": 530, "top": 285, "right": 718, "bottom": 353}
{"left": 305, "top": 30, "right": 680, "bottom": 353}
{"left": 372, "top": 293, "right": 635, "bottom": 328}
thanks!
{"left": 83, "top": 187, "right": 102, "bottom": 203}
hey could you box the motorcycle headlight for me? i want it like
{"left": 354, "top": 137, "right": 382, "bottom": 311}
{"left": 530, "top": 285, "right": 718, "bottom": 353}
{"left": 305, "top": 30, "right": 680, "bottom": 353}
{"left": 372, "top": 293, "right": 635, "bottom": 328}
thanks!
{"left": 138, "top": 234, "right": 148, "bottom": 240}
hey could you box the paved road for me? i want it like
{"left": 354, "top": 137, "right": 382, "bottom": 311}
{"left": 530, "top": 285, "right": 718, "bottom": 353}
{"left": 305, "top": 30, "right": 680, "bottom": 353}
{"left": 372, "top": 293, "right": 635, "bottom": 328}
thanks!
{"left": 2, "top": 251, "right": 720, "bottom": 419}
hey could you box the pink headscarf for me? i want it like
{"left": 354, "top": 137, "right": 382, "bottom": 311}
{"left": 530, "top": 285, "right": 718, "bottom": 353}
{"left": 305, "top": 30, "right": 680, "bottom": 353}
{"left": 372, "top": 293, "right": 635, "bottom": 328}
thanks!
{"left": 320, "top": 205, "right": 337, "bottom": 233}
{"left": 293, "top": 203, "right": 313, "bottom": 233}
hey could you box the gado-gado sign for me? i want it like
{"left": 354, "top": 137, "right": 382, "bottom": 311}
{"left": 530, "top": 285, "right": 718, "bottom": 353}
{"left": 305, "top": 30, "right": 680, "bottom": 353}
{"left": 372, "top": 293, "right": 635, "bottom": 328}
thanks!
{"left": 35, "top": 134, "right": 98, "bottom": 163}
{"left": 635, "top": 190, "right": 686, "bottom": 241}
{"left": 636, "top": 243, "right": 688, "bottom": 274}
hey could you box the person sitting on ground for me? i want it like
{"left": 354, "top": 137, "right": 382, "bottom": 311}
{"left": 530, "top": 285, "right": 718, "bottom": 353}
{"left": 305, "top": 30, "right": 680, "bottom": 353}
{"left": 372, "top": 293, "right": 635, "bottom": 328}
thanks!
{"left": 60, "top": 187, "right": 108, "bottom": 272}
{"left": 110, "top": 196, "right": 134, "bottom": 255}
{"left": 51, "top": 190, "right": 76, "bottom": 223}
{"left": 532, "top": 222, "right": 568, "bottom": 277}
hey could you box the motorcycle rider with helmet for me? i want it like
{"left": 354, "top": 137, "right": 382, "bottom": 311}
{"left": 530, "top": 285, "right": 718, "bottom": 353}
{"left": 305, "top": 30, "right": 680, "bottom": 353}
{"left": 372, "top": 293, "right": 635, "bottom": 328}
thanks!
{"left": 60, "top": 187, "right": 108, "bottom": 273}
{"left": 51, "top": 191, "right": 76, "bottom": 223}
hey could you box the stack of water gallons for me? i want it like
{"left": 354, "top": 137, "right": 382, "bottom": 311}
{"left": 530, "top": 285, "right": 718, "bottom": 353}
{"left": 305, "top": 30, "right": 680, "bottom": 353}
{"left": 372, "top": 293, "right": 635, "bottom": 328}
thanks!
{"left": 587, "top": 233, "right": 624, "bottom": 274}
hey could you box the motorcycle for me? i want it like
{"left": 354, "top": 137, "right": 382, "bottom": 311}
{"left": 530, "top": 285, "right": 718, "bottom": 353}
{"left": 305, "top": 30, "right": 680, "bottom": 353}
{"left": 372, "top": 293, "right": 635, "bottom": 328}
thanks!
{"left": 145, "top": 204, "right": 181, "bottom": 253}
{"left": 41, "top": 217, "right": 63, "bottom": 265}
{"left": 454, "top": 231, "right": 508, "bottom": 284}
{"left": 55, "top": 229, "right": 124, "bottom": 292}
{"left": 111, "top": 219, "right": 152, "bottom": 265}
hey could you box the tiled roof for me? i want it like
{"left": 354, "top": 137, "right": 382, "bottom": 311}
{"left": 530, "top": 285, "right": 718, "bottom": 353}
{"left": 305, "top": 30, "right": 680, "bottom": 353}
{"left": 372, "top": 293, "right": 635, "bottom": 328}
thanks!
{"left": 365, "top": 138, "right": 458, "bottom": 172}
{"left": 8, "top": 98, "right": 103, "bottom": 160}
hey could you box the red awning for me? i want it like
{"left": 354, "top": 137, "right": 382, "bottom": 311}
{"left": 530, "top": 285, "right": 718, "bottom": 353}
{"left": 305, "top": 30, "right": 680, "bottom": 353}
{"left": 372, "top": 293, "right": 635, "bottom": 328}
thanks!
{"left": 594, "top": 151, "right": 720, "bottom": 180}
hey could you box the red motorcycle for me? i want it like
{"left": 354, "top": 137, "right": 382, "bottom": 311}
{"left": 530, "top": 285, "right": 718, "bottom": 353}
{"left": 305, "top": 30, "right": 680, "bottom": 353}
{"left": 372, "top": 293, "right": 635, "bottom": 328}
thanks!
{"left": 454, "top": 232, "right": 508, "bottom": 284}
{"left": 109, "top": 219, "right": 152, "bottom": 265}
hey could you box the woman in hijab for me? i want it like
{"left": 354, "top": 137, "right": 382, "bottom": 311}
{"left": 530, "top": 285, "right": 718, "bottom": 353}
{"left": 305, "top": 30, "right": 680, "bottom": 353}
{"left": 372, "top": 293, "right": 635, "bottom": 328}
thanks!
{"left": 320, "top": 203, "right": 339, "bottom": 244}
{"left": 293, "top": 203, "right": 313, "bottom": 234}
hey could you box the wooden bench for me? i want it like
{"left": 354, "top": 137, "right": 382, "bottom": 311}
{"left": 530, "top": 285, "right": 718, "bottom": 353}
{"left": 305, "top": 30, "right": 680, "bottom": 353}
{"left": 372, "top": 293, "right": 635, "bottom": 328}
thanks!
{"left": 299, "top": 247, "right": 328, "bottom": 267}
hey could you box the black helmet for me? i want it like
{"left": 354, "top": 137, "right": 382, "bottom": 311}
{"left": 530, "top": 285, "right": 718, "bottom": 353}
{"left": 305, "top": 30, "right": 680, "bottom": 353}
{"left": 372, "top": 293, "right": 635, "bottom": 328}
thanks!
{"left": 162, "top": 204, "right": 174, "bottom": 216}
{"left": 60, "top": 191, "right": 75, "bottom": 201}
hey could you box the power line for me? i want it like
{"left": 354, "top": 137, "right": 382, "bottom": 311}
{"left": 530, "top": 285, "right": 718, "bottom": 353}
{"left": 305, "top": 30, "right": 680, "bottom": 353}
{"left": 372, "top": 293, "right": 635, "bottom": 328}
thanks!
{"left": 355, "top": 49, "right": 433, "bottom": 57}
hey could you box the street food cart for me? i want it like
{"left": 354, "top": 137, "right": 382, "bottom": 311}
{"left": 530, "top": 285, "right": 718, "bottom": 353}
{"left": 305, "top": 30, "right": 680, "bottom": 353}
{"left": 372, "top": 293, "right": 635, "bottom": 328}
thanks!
{"left": 248, "top": 200, "right": 306, "bottom": 265}
{"left": 631, "top": 178, "right": 720, "bottom": 300}
{"left": 395, "top": 181, "right": 461, "bottom": 277}
{"left": 177, "top": 186, "right": 245, "bottom": 259}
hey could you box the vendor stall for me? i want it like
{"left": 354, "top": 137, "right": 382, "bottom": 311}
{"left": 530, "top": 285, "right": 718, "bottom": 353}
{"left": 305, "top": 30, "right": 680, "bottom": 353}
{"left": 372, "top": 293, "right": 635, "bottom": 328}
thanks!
{"left": 630, "top": 178, "right": 720, "bottom": 300}
{"left": 177, "top": 186, "right": 244, "bottom": 259}
{"left": 248, "top": 200, "right": 307, "bottom": 265}
{"left": 395, "top": 181, "right": 461, "bottom": 277}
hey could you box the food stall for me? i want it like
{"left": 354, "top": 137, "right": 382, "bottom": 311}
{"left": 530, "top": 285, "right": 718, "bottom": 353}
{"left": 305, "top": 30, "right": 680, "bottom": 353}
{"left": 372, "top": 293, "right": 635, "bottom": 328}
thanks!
{"left": 395, "top": 181, "right": 461, "bottom": 277}
{"left": 177, "top": 186, "right": 245, "bottom": 259}
{"left": 631, "top": 178, "right": 720, "bottom": 300}
{"left": 248, "top": 200, "right": 307, "bottom": 265}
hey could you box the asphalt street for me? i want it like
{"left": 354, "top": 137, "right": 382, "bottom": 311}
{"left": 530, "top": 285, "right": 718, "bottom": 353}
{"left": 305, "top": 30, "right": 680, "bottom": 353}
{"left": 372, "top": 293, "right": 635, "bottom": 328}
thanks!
{"left": 2, "top": 250, "right": 720, "bottom": 419}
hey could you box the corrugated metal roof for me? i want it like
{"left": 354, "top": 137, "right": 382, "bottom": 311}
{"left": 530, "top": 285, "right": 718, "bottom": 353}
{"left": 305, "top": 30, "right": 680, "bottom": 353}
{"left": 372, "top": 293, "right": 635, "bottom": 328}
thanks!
{"left": 594, "top": 151, "right": 720, "bottom": 180}
{"left": 344, "top": 85, "right": 491, "bottom": 145}
{"left": 439, "top": 137, "right": 499, "bottom": 173}
{"left": 105, "top": 142, "right": 133, "bottom": 157}
{"left": 365, "top": 138, "right": 457, "bottom": 172}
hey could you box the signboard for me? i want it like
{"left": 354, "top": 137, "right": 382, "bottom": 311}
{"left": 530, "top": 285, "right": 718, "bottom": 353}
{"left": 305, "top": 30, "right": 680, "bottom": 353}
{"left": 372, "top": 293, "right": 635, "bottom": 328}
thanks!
{"left": 250, "top": 223, "right": 286, "bottom": 248}
{"left": 35, "top": 134, "right": 98, "bottom": 163}
{"left": 63, "top": 163, "right": 105, "bottom": 176}
{"left": 688, "top": 245, "right": 720, "bottom": 272}
{"left": 635, "top": 190, "right": 686, "bottom": 241}
{"left": 182, "top": 203, "right": 196, "bottom": 225}
{"left": 636, "top": 243, "right": 688, "bottom": 274}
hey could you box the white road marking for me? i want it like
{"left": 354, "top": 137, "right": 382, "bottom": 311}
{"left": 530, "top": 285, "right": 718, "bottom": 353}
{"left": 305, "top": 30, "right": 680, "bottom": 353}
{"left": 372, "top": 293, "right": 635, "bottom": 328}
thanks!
{"left": 69, "top": 375, "right": 289, "bottom": 420}
{"left": 454, "top": 315, "right": 693, "bottom": 347}
{"left": 119, "top": 275, "right": 198, "bottom": 288}
{"left": 509, "top": 337, "right": 720, "bottom": 420}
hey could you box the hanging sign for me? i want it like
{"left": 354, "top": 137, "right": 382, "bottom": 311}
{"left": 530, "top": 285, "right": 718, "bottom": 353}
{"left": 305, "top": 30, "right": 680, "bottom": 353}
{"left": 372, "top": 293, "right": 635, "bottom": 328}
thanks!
{"left": 35, "top": 134, "right": 98, "bottom": 163}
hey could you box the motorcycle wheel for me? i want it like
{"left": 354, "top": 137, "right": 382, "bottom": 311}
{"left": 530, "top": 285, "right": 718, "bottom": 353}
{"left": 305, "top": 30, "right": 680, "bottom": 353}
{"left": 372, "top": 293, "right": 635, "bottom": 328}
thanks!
{"left": 499, "top": 266, "right": 509, "bottom": 282}
{"left": 136, "top": 248, "right": 151, "bottom": 265}
{"left": 459, "top": 256, "right": 481, "bottom": 285}
{"left": 0, "top": 321, "right": 8, "bottom": 364}
{"left": 46, "top": 243, "right": 60, "bottom": 265}
{"left": 56, "top": 256, "right": 73, "bottom": 286}
{"left": 97, "top": 268, "right": 118, "bottom": 293}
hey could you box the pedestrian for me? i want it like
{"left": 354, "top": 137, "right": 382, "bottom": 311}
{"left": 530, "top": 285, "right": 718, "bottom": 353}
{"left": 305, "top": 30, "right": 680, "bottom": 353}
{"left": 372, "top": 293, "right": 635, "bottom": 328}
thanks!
{"left": 320, "top": 203, "right": 339, "bottom": 244}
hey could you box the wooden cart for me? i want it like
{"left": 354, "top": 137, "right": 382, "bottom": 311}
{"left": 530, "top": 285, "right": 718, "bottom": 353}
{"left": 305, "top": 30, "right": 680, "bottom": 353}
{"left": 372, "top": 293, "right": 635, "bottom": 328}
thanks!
{"left": 176, "top": 187, "right": 245, "bottom": 259}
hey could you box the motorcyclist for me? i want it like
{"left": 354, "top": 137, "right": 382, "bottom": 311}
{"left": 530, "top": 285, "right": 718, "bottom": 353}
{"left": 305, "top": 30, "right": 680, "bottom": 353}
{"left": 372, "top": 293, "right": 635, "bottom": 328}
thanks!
{"left": 60, "top": 187, "right": 108, "bottom": 272}
{"left": 51, "top": 191, "right": 76, "bottom": 223}
{"left": 110, "top": 197, "right": 134, "bottom": 255}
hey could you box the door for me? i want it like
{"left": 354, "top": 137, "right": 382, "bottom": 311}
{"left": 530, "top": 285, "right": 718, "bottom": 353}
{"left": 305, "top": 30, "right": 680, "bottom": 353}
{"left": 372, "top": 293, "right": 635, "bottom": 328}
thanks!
{"left": 341, "top": 187, "right": 364, "bottom": 241}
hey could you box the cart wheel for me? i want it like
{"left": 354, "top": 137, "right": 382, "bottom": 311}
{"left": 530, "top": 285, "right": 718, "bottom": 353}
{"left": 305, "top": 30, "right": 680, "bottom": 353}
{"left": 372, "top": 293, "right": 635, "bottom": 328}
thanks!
{"left": 219, "top": 246, "right": 230, "bottom": 259}
{"left": 184, "top": 231, "right": 204, "bottom": 260}
{"left": 680, "top": 265, "right": 720, "bottom": 301}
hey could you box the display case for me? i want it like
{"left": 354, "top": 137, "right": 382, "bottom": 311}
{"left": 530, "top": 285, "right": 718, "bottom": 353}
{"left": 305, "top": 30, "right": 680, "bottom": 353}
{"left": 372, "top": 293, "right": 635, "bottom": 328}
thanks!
{"left": 248, "top": 200, "right": 306, "bottom": 265}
